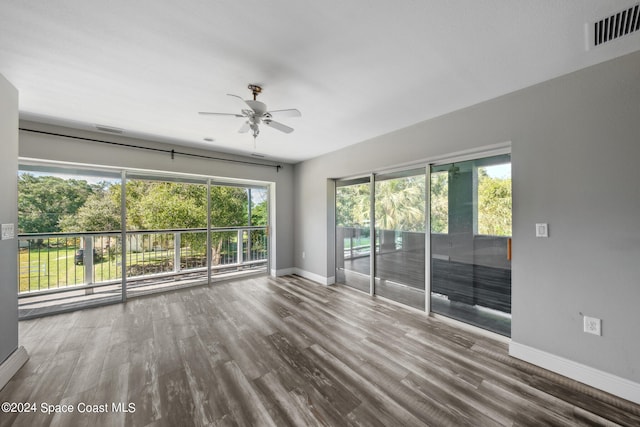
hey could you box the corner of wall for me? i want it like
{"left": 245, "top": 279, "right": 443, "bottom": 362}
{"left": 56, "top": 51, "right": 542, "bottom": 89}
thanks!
{"left": 0, "top": 73, "right": 20, "bottom": 372}
{"left": 293, "top": 268, "right": 334, "bottom": 286}
{"left": 0, "top": 346, "right": 28, "bottom": 391}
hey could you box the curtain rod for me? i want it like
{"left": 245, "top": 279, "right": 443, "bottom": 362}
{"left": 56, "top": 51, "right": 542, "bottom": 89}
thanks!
{"left": 19, "top": 128, "right": 283, "bottom": 172}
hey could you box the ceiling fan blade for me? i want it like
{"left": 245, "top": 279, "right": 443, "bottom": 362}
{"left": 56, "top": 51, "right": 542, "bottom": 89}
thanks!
{"left": 238, "top": 121, "right": 250, "bottom": 134}
{"left": 268, "top": 108, "right": 301, "bottom": 118}
{"left": 264, "top": 119, "right": 294, "bottom": 134}
{"left": 227, "top": 93, "right": 251, "bottom": 107}
{"left": 198, "top": 112, "right": 244, "bottom": 117}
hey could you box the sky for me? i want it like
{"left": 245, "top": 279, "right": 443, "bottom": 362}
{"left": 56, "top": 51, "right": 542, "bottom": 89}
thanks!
{"left": 484, "top": 163, "right": 511, "bottom": 179}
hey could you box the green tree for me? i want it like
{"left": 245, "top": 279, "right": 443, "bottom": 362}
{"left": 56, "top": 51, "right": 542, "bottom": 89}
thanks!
{"left": 116, "top": 181, "right": 206, "bottom": 257}
{"left": 247, "top": 190, "right": 269, "bottom": 259}
{"left": 59, "top": 186, "right": 121, "bottom": 232}
{"left": 18, "top": 174, "right": 95, "bottom": 233}
{"left": 20, "top": 174, "right": 259, "bottom": 265}
{"left": 249, "top": 189, "right": 268, "bottom": 226}
{"left": 375, "top": 176, "right": 425, "bottom": 232}
{"left": 336, "top": 184, "right": 369, "bottom": 228}
{"left": 430, "top": 172, "right": 448, "bottom": 233}
{"left": 124, "top": 181, "right": 248, "bottom": 262}
{"left": 251, "top": 201, "right": 268, "bottom": 226}
{"left": 137, "top": 182, "right": 207, "bottom": 230}
{"left": 210, "top": 186, "right": 248, "bottom": 226}
{"left": 209, "top": 186, "right": 249, "bottom": 264}
{"left": 336, "top": 177, "right": 426, "bottom": 233}
{"left": 123, "top": 180, "right": 152, "bottom": 230}
{"left": 477, "top": 170, "right": 512, "bottom": 236}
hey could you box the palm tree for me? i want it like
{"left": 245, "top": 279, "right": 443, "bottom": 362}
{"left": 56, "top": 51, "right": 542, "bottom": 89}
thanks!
{"left": 375, "top": 176, "right": 426, "bottom": 232}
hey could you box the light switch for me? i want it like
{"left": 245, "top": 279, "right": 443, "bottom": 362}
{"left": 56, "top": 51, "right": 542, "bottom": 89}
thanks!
{"left": 536, "top": 223, "right": 548, "bottom": 238}
{"left": 1, "top": 223, "right": 15, "bottom": 240}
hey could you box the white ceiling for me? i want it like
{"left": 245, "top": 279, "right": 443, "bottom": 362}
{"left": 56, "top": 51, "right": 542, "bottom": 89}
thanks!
{"left": 1, "top": 1, "right": 639, "bottom": 163}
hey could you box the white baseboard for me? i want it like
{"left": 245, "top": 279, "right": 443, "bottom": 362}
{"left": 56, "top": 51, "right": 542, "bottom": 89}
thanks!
{"left": 292, "top": 268, "right": 333, "bottom": 286}
{"left": 271, "top": 268, "right": 294, "bottom": 277}
{"left": 0, "top": 346, "right": 28, "bottom": 391}
{"left": 509, "top": 341, "right": 640, "bottom": 405}
{"left": 271, "top": 267, "right": 333, "bottom": 285}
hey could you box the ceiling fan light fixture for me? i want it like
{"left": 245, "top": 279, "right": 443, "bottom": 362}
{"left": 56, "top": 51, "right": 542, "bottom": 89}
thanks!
{"left": 250, "top": 123, "right": 260, "bottom": 138}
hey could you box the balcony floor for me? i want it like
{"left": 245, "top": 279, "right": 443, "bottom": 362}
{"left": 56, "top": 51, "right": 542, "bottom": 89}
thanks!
{"left": 341, "top": 252, "right": 512, "bottom": 336}
{"left": 18, "top": 265, "right": 266, "bottom": 319}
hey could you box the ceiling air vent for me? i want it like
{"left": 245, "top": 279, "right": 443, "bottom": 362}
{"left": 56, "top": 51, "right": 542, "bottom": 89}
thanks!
{"left": 593, "top": 3, "right": 640, "bottom": 47}
{"left": 95, "top": 124, "right": 124, "bottom": 134}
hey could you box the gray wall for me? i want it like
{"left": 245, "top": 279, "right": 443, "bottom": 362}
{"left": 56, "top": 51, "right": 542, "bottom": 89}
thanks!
{"left": 0, "top": 74, "right": 19, "bottom": 364}
{"left": 293, "top": 51, "right": 640, "bottom": 383}
{"left": 18, "top": 122, "right": 295, "bottom": 273}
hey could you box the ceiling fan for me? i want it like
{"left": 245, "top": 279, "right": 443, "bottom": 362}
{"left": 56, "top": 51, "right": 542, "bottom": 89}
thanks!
{"left": 199, "top": 84, "right": 301, "bottom": 143}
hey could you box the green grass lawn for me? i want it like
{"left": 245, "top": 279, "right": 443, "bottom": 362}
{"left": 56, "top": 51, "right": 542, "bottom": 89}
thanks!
{"left": 19, "top": 246, "right": 85, "bottom": 292}
{"left": 18, "top": 247, "right": 207, "bottom": 293}
{"left": 343, "top": 237, "right": 371, "bottom": 249}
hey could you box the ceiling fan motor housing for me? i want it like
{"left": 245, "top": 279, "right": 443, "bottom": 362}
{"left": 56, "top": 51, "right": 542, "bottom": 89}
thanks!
{"left": 246, "top": 100, "right": 268, "bottom": 115}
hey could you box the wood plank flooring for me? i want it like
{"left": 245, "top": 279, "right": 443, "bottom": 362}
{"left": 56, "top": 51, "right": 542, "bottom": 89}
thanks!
{"left": 1, "top": 275, "right": 639, "bottom": 426}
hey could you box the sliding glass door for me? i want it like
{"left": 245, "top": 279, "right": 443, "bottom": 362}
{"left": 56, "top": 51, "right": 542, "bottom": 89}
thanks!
{"left": 335, "top": 169, "right": 427, "bottom": 305}
{"left": 430, "top": 154, "right": 512, "bottom": 336}
{"left": 17, "top": 165, "right": 123, "bottom": 318}
{"left": 374, "top": 169, "right": 426, "bottom": 309}
{"left": 17, "top": 163, "right": 271, "bottom": 318}
{"left": 335, "top": 155, "right": 511, "bottom": 336}
{"left": 336, "top": 178, "right": 371, "bottom": 293}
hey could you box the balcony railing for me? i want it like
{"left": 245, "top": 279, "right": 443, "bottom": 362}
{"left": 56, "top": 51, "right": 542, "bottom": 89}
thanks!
{"left": 18, "top": 226, "right": 268, "bottom": 295}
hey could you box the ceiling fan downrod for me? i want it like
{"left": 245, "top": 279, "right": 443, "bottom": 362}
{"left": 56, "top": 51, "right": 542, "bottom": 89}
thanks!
{"left": 248, "top": 84, "right": 262, "bottom": 100}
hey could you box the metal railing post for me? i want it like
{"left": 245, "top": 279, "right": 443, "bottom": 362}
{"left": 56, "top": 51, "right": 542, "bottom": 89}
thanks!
{"left": 174, "top": 232, "right": 181, "bottom": 273}
{"left": 83, "top": 236, "right": 94, "bottom": 292}
{"left": 121, "top": 170, "right": 127, "bottom": 302}
{"left": 206, "top": 180, "right": 212, "bottom": 284}
{"left": 237, "top": 229, "right": 243, "bottom": 265}
{"left": 369, "top": 173, "right": 376, "bottom": 296}
{"left": 350, "top": 229, "right": 354, "bottom": 260}
{"left": 246, "top": 229, "right": 252, "bottom": 262}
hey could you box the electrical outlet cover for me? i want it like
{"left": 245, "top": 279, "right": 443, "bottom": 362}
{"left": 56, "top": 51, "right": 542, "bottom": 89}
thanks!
{"left": 584, "top": 316, "right": 601, "bottom": 336}
{"left": 1, "top": 223, "right": 15, "bottom": 240}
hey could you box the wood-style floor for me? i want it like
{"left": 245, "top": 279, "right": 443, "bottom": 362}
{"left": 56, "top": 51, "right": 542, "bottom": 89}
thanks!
{"left": 1, "top": 275, "right": 639, "bottom": 426}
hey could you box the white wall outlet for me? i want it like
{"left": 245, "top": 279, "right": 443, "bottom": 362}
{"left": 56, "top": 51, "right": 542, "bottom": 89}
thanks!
{"left": 584, "top": 316, "right": 601, "bottom": 336}
{"left": 536, "top": 223, "right": 548, "bottom": 238}
{"left": 302, "top": 251, "right": 305, "bottom": 259}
